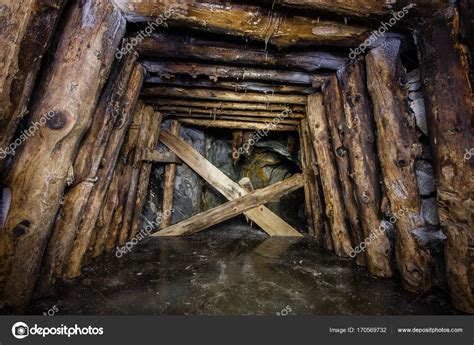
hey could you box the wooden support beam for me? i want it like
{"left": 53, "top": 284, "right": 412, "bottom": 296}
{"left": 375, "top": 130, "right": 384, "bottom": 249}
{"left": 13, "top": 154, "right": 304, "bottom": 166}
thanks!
{"left": 154, "top": 106, "right": 304, "bottom": 119}
{"left": 141, "top": 87, "right": 306, "bottom": 104}
{"left": 306, "top": 94, "right": 352, "bottom": 257}
{"left": 141, "top": 148, "right": 181, "bottom": 164}
{"left": 177, "top": 118, "right": 298, "bottom": 132}
{"left": 0, "top": 0, "right": 65, "bottom": 172}
{"left": 0, "top": 0, "right": 125, "bottom": 310}
{"left": 160, "top": 120, "right": 181, "bottom": 229}
{"left": 113, "top": 0, "right": 370, "bottom": 48}
{"left": 136, "top": 33, "right": 347, "bottom": 71}
{"left": 231, "top": 131, "right": 244, "bottom": 165}
{"left": 416, "top": 14, "right": 473, "bottom": 313}
{"left": 154, "top": 174, "right": 304, "bottom": 237}
{"left": 323, "top": 75, "right": 365, "bottom": 266}
{"left": 63, "top": 66, "right": 144, "bottom": 279}
{"left": 338, "top": 60, "right": 392, "bottom": 278}
{"left": 35, "top": 52, "right": 138, "bottom": 297}
{"left": 129, "top": 108, "right": 163, "bottom": 239}
{"left": 145, "top": 77, "right": 319, "bottom": 94}
{"left": 147, "top": 99, "right": 305, "bottom": 113}
{"left": 167, "top": 114, "right": 299, "bottom": 126}
{"left": 367, "top": 38, "right": 433, "bottom": 293}
{"left": 159, "top": 130, "right": 302, "bottom": 237}
{"left": 143, "top": 61, "right": 329, "bottom": 86}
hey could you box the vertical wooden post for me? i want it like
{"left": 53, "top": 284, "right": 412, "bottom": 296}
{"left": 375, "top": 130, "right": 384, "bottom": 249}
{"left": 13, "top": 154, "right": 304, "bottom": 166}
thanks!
{"left": 129, "top": 109, "right": 163, "bottom": 239}
{"left": 338, "top": 60, "right": 393, "bottom": 278}
{"left": 298, "top": 124, "right": 316, "bottom": 237}
{"left": 35, "top": 52, "right": 138, "bottom": 297}
{"left": 0, "top": 0, "right": 125, "bottom": 310}
{"left": 306, "top": 93, "right": 353, "bottom": 257}
{"left": 63, "top": 65, "right": 145, "bottom": 279}
{"left": 416, "top": 13, "right": 473, "bottom": 312}
{"left": 231, "top": 130, "right": 244, "bottom": 165}
{"left": 323, "top": 75, "right": 366, "bottom": 266}
{"left": 366, "top": 38, "right": 433, "bottom": 292}
{"left": 160, "top": 120, "right": 181, "bottom": 229}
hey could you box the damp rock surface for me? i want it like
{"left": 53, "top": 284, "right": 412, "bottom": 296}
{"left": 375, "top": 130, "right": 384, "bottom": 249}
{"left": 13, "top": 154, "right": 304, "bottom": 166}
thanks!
{"left": 27, "top": 225, "right": 455, "bottom": 316}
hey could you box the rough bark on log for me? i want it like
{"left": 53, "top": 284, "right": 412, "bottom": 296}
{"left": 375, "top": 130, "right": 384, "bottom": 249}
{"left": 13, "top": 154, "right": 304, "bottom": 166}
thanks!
{"left": 147, "top": 99, "right": 305, "bottom": 113}
{"left": 145, "top": 77, "right": 319, "bottom": 94}
{"left": 142, "top": 61, "right": 328, "bottom": 86}
{"left": 166, "top": 114, "right": 299, "bottom": 126}
{"left": 141, "top": 87, "right": 306, "bottom": 104}
{"left": 177, "top": 119, "right": 297, "bottom": 132}
{"left": 113, "top": 0, "right": 371, "bottom": 48}
{"left": 136, "top": 33, "right": 347, "bottom": 71}
{"left": 338, "top": 60, "right": 393, "bottom": 278}
{"left": 0, "top": 0, "right": 65, "bottom": 173}
{"left": 155, "top": 106, "right": 305, "bottom": 119}
{"left": 366, "top": 38, "right": 433, "bottom": 293}
{"left": 155, "top": 174, "right": 304, "bottom": 236}
{"left": 35, "top": 52, "right": 138, "bottom": 297}
{"left": 416, "top": 13, "right": 473, "bottom": 312}
{"left": 306, "top": 93, "right": 352, "bottom": 257}
{"left": 323, "top": 75, "right": 365, "bottom": 266}
{"left": 129, "top": 108, "right": 163, "bottom": 239}
{"left": 62, "top": 65, "right": 145, "bottom": 279}
{"left": 231, "top": 131, "right": 244, "bottom": 165}
{"left": 160, "top": 120, "right": 180, "bottom": 229}
{"left": 0, "top": 0, "right": 125, "bottom": 310}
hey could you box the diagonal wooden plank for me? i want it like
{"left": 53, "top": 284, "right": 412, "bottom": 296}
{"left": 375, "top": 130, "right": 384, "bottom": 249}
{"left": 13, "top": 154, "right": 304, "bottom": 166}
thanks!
{"left": 158, "top": 130, "right": 303, "bottom": 237}
{"left": 153, "top": 174, "right": 304, "bottom": 236}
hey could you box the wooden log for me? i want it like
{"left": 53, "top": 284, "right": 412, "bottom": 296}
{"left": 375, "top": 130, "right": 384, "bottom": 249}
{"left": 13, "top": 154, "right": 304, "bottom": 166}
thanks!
{"left": 155, "top": 106, "right": 305, "bottom": 119}
{"left": 142, "top": 87, "right": 306, "bottom": 104}
{"left": 166, "top": 113, "right": 300, "bottom": 126}
{"left": 62, "top": 66, "right": 145, "bottom": 278}
{"left": 155, "top": 174, "right": 304, "bottom": 236}
{"left": 0, "top": 0, "right": 125, "bottom": 309}
{"left": 141, "top": 148, "right": 181, "bottom": 164}
{"left": 0, "top": 0, "right": 65, "bottom": 172}
{"left": 177, "top": 119, "right": 298, "bottom": 132}
{"left": 114, "top": 0, "right": 371, "bottom": 48}
{"left": 129, "top": 109, "right": 163, "bottom": 239}
{"left": 35, "top": 52, "right": 138, "bottom": 297}
{"left": 160, "top": 120, "right": 181, "bottom": 229}
{"left": 143, "top": 61, "right": 328, "bottom": 86}
{"left": 366, "top": 38, "right": 433, "bottom": 292}
{"left": 241, "top": 131, "right": 255, "bottom": 159}
{"left": 231, "top": 131, "right": 244, "bottom": 165}
{"left": 159, "top": 130, "right": 302, "bottom": 237}
{"left": 298, "top": 123, "right": 316, "bottom": 237}
{"left": 323, "top": 75, "right": 366, "bottom": 266}
{"left": 136, "top": 33, "right": 347, "bottom": 71}
{"left": 338, "top": 60, "right": 393, "bottom": 278}
{"left": 145, "top": 77, "right": 319, "bottom": 94}
{"left": 147, "top": 99, "right": 305, "bottom": 113}
{"left": 270, "top": 0, "right": 449, "bottom": 18}
{"left": 416, "top": 14, "right": 473, "bottom": 313}
{"left": 306, "top": 94, "right": 352, "bottom": 257}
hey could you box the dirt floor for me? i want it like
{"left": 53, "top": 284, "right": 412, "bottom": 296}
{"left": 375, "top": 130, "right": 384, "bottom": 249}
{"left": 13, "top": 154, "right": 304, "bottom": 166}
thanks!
{"left": 27, "top": 224, "right": 455, "bottom": 315}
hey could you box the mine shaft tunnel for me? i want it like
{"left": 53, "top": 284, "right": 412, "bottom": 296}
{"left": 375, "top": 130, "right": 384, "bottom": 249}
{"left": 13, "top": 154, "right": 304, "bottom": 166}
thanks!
{"left": 0, "top": 0, "right": 472, "bottom": 315}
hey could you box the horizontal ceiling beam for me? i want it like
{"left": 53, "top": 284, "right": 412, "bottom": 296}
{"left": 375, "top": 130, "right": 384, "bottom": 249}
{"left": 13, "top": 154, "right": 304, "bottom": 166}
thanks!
{"left": 144, "top": 77, "right": 320, "bottom": 94}
{"left": 135, "top": 33, "right": 347, "bottom": 71}
{"left": 156, "top": 106, "right": 304, "bottom": 118}
{"left": 163, "top": 113, "right": 300, "bottom": 125}
{"left": 141, "top": 86, "right": 307, "bottom": 104}
{"left": 145, "top": 99, "right": 306, "bottom": 112}
{"left": 113, "top": 0, "right": 370, "bottom": 48}
{"left": 142, "top": 61, "right": 328, "bottom": 86}
{"left": 178, "top": 118, "right": 298, "bottom": 131}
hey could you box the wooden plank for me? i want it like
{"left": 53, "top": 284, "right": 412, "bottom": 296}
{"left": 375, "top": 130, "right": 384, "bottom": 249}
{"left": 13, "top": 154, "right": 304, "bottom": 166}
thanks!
{"left": 154, "top": 174, "right": 304, "bottom": 236}
{"left": 147, "top": 99, "right": 305, "bottom": 112}
{"left": 159, "top": 130, "right": 302, "bottom": 237}
{"left": 155, "top": 106, "right": 305, "bottom": 119}
{"left": 141, "top": 148, "right": 181, "bottom": 164}
{"left": 178, "top": 118, "right": 297, "bottom": 132}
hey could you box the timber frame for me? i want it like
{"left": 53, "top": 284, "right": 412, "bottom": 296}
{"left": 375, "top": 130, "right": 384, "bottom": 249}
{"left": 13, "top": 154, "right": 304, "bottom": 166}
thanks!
{"left": 0, "top": 0, "right": 471, "bottom": 315}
